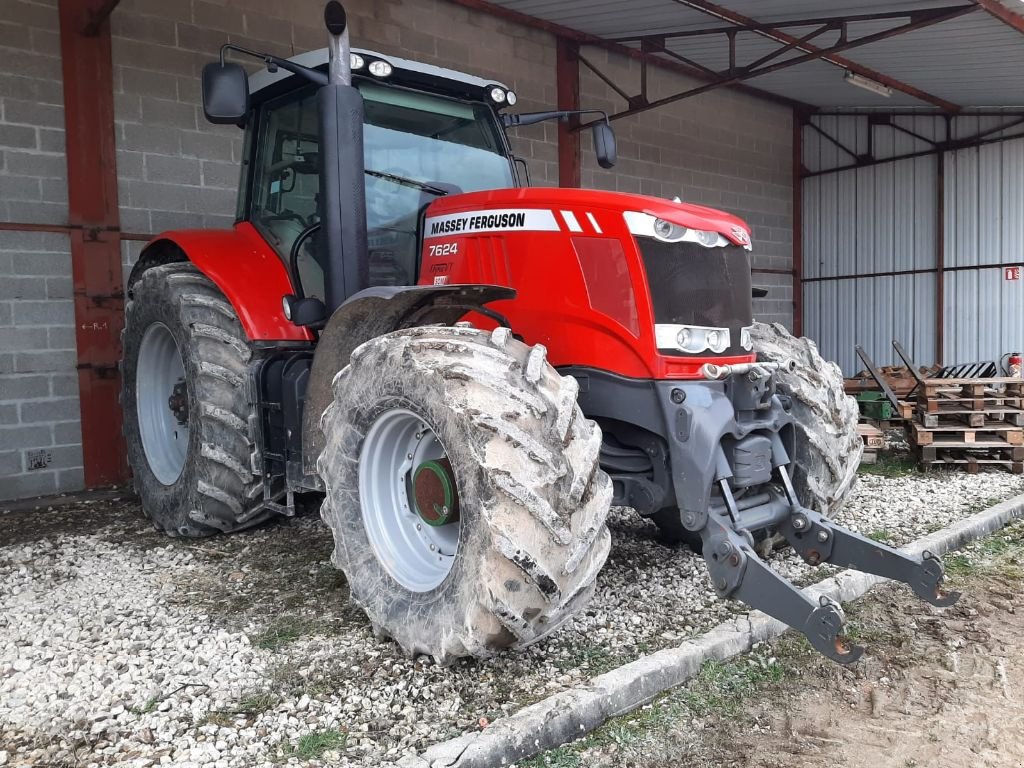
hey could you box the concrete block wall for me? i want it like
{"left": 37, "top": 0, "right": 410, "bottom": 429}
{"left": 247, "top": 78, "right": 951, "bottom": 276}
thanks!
{"left": 1, "top": 0, "right": 794, "bottom": 501}
{"left": 0, "top": 0, "right": 85, "bottom": 501}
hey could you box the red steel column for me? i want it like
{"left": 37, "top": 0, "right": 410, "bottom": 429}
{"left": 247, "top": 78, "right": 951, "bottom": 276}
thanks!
{"left": 936, "top": 152, "right": 945, "bottom": 365}
{"left": 792, "top": 110, "right": 804, "bottom": 336}
{"left": 556, "top": 38, "right": 581, "bottom": 188}
{"left": 58, "top": 0, "right": 128, "bottom": 486}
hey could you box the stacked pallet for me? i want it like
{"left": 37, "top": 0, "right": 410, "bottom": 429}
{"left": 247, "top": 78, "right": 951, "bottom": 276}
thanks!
{"left": 910, "top": 378, "right": 1024, "bottom": 473}
{"left": 856, "top": 422, "right": 885, "bottom": 465}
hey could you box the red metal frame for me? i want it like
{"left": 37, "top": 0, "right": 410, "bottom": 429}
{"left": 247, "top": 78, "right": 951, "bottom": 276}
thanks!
{"left": 792, "top": 110, "right": 804, "bottom": 337}
{"left": 972, "top": 0, "right": 1024, "bottom": 36}
{"left": 446, "top": 0, "right": 812, "bottom": 112}
{"left": 580, "top": 5, "right": 975, "bottom": 126}
{"left": 670, "top": 0, "right": 963, "bottom": 112}
{"left": 58, "top": 0, "right": 127, "bottom": 487}
{"left": 556, "top": 38, "right": 581, "bottom": 188}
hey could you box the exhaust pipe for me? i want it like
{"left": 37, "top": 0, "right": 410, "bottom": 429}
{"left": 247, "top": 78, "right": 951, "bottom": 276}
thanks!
{"left": 319, "top": 1, "right": 369, "bottom": 312}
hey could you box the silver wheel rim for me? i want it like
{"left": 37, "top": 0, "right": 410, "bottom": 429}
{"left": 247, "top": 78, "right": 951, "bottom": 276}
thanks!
{"left": 358, "top": 408, "right": 461, "bottom": 592}
{"left": 136, "top": 323, "right": 189, "bottom": 485}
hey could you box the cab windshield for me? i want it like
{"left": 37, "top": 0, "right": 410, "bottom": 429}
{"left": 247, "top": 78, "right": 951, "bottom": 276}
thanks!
{"left": 249, "top": 82, "right": 515, "bottom": 295}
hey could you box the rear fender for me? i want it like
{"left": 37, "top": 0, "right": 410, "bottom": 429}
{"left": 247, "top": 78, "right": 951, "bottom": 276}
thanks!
{"left": 302, "top": 284, "right": 516, "bottom": 475}
{"left": 128, "top": 224, "right": 312, "bottom": 342}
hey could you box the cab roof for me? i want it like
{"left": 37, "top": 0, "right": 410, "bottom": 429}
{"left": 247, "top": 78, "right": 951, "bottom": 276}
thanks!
{"left": 248, "top": 47, "right": 511, "bottom": 99}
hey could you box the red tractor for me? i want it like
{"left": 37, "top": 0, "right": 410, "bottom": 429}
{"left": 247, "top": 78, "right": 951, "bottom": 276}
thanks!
{"left": 122, "top": 2, "right": 957, "bottom": 664}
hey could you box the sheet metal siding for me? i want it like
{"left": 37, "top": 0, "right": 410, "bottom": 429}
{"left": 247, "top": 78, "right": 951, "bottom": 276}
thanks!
{"left": 944, "top": 136, "right": 1024, "bottom": 365}
{"left": 802, "top": 115, "right": 937, "bottom": 373}
{"left": 803, "top": 114, "right": 1024, "bottom": 374}
{"left": 803, "top": 274, "right": 936, "bottom": 375}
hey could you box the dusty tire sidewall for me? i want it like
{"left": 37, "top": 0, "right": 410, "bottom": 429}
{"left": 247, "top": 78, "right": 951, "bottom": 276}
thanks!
{"left": 123, "top": 277, "right": 202, "bottom": 533}
{"left": 326, "top": 363, "right": 494, "bottom": 634}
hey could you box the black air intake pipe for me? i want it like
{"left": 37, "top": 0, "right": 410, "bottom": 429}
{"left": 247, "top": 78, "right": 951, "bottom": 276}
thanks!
{"left": 318, "top": 1, "right": 369, "bottom": 311}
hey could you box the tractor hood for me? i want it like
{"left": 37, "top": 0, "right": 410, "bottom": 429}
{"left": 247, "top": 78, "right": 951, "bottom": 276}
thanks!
{"left": 423, "top": 188, "right": 753, "bottom": 249}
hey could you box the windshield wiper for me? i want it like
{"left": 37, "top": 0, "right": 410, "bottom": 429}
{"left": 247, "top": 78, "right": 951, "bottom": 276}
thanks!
{"left": 365, "top": 169, "right": 449, "bottom": 197}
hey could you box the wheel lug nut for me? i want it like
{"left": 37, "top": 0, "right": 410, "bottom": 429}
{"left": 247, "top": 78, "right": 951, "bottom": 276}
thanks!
{"left": 416, "top": 524, "right": 421, "bottom": 531}
{"left": 429, "top": 544, "right": 435, "bottom": 551}
{"left": 817, "top": 530, "right": 829, "bottom": 542}
{"left": 407, "top": 453, "right": 414, "bottom": 460}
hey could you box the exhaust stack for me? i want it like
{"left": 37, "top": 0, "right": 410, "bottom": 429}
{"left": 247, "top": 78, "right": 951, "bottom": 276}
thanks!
{"left": 319, "top": 1, "right": 369, "bottom": 311}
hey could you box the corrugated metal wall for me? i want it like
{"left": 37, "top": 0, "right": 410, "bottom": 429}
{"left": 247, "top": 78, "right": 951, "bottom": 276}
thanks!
{"left": 802, "top": 114, "right": 1024, "bottom": 375}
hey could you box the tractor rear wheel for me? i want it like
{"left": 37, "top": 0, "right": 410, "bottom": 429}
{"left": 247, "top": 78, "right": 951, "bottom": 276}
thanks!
{"left": 318, "top": 325, "right": 612, "bottom": 663}
{"left": 751, "top": 321, "right": 862, "bottom": 515}
{"left": 122, "top": 263, "right": 267, "bottom": 536}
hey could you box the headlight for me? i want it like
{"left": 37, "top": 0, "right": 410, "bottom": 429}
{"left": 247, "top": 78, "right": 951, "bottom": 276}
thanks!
{"left": 623, "top": 212, "right": 728, "bottom": 248}
{"left": 350, "top": 53, "right": 365, "bottom": 70}
{"left": 506, "top": 90, "right": 517, "bottom": 105}
{"left": 657, "top": 324, "right": 731, "bottom": 354}
{"left": 695, "top": 229, "right": 720, "bottom": 247}
{"left": 740, "top": 326, "right": 753, "bottom": 351}
{"left": 490, "top": 87, "right": 507, "bottom": 103}
{"left": 368, "top": 59, "right": 393, "bottom": 77}
{"left": 653, "top": 218, "right": 687, "bottom": 242}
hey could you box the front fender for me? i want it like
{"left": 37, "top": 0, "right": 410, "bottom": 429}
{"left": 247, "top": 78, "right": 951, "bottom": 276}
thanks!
{"left": 302, "top": 284, "right": 516, "bottom": 475}
{"left": 130, "top": 223, "right": 312, "bottom": 342}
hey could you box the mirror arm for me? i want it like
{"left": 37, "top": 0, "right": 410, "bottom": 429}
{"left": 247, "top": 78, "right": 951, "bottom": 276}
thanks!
{"left": 219, "top": 44, "right": 329, "bottom": 87}
{"left": 503, "top": 109, "right": 610, "bottom": 129}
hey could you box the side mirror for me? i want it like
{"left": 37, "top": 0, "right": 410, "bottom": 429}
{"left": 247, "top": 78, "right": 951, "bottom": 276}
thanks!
{"left": 202, "top": 62, "right": 250, "bottom": 125}
{"left": 592, "top": 121, "right": 617, "bottom": 169}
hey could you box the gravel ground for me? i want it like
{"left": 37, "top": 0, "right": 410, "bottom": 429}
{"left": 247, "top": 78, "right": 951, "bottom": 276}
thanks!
{"left": 2, "top": 466, "right": 1022, "bottom": 768}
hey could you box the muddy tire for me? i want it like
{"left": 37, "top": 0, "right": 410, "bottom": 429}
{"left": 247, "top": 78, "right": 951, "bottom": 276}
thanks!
{"left": 750, "top": 322, "right": 862, "bottom": 515}
{"left": 318, "top": 325, "right": 612, "bottom": 663}
{"left": 122, "top": 263, "right": 267, "bottom": 536}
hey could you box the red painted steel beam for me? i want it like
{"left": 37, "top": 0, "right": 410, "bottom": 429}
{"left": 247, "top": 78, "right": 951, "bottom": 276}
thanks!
{"left": 611, "top": 7, "right": 975, "bottom": 41}
{"left": 82, "top": 0, "right": 121, "bottom": 36}
{"left": 671, "top": 0, "right": 965, "bottom": 112}
{"left": 556, "top": 39, "right": 582, "bottom": 188}
{"left": 936, "top": 152, "right": 945, "bottom": 365}
{"left": 792, "top": 111, "right": 804, "bottom": 336}
{"left": 444, "top": 0, "right": 814, "bottom": 112}
{"left": 579, "top": 8, "right": 974, "bottom": 127}
{"left": 972, "top": 0, "right": 1024, "bottom": 36}
{"left": 58, "top": 0, "right": 127, "bottom": 487}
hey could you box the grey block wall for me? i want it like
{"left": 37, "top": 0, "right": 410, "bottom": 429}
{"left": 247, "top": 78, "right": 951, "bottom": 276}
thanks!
{"left": 0, "top": 0, "right": 84, "bottom": 501}
{"left": 1, "top": 0, "right": 793, "bottom": 501}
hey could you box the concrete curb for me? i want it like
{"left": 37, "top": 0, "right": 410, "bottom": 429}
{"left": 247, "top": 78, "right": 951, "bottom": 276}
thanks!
{"left": 397, "top": 493, "right": 1024, "bottom": 768}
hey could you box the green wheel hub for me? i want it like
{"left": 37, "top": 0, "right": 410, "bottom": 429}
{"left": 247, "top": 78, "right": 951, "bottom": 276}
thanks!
{"left": 412, "top": 458, "right": 459, "bottom": 527}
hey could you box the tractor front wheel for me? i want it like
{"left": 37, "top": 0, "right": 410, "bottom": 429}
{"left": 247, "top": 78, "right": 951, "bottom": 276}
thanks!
{"left": 318, "top": 325, "right": 612, "bottom": 663}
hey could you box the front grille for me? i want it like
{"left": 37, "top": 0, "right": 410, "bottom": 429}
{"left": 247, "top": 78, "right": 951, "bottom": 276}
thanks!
{"left": 636, "top": 239, "right": 753, "bottom": 355}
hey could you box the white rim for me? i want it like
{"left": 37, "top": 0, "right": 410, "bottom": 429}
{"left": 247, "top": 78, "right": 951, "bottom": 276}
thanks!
{"left": 358, "top": 408, "right": 461, "bottom": 592}
{"left": 136, "top": 323, "right": 189, "bottom": 485}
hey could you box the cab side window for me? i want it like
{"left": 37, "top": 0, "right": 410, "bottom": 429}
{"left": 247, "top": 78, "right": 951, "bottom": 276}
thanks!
{"left": 251, "top": 87, "right": 324, "bottom": 299}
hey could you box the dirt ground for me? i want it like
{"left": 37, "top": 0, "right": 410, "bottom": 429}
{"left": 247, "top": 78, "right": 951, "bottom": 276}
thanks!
{"left": 534, "top": 523, "right": 1024, "bottom": 768}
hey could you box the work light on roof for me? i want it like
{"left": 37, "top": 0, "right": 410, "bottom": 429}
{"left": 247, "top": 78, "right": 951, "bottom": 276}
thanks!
{"left": 489, "top": 87, "right": 507, "bottom": 104}
{"left": 350, "top": 53, "right": 365, "bottom": 70}
{"left": 506, "top": 90, "right": 517, "bottom": 106}
{"left": 368, "top": 59, "right": 393, "bottom": 77}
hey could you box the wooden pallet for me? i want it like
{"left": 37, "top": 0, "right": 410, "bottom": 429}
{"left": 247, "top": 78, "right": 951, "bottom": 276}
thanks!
{"left": 917, "top": 407, "right": 1024, "bottom": 428}
{"left": 919, "top": 443, "right": 1024, "bottom": 462}
{"left": 910, "top": 421, "right": 1024, "bottom": 447}
{"left": 920, "top": 455, "right": 1024, "bottom": 474}
{"left": 856, "top": 422, "right": 885, "bottom": 449}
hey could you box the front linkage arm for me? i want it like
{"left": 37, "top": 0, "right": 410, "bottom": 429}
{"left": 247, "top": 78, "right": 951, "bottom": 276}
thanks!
{"left": 775, "top": 467, "right": 960, "bottom": 609}
{"left": 701, "top": 466, "right": 959, "bottom": 665}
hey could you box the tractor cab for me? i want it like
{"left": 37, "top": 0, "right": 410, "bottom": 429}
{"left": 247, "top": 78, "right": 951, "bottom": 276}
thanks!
{"left": 242, "top": 50, "right": 521, "bottom": 302}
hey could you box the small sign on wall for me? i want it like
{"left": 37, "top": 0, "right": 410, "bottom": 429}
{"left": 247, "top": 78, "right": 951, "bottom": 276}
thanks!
{"left": 1006, "top": 267, "right": 1021, "bottom": 282}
